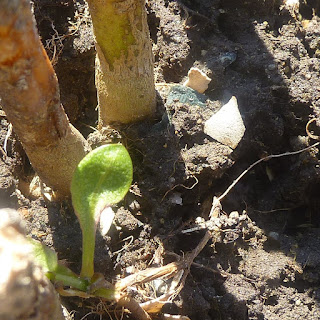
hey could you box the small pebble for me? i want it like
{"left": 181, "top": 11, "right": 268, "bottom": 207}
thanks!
{"left": 204, "top": 96, "right": 245, "bottom": 149}
{"left": 229, "top": 211, "right": 239, "bottom": 220}
{"left": 305, "top": 73, "right": 312, "bottom": 80}
{"left": 170, "top": 193, "right": 183, "bottom": 205}
{"left": 267, "top": 63, "right": 276, "bottom": 71}
{"left": 129, "top": 200, "right": 141, "bottom": 211}
{"left": 195, "top": 216, "right": 205, "bottom": 224}
{"left": 268, "top": 231, "right": 279, "bottom": 241}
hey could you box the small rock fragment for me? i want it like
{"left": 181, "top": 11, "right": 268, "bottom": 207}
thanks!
{"left": 183, "top": 67, "right": 211, "bottom": 93}
{"left": 128, "top": 200, "right": 141, "bottom": 212}
{"left": 268, "top": 231, "right": 280, "bottom": 241}
{"left": 219, "top": 52, "right": 237, "bottom": 67}
{"left": 204, "top": 96, "right": 245, "bottom": 149}
{"left": 169, "top": 193, "right": 183, "bottom": 205}
{"left": 229, "top": 211, "right": 240, "bottom": 223}
{"left": 167, "top": 84, "right": 207, "bottom": 107}
{"left": 229, "top": 211, "right": 239, "bottom": 219}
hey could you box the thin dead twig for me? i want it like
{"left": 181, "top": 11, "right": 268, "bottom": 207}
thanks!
{"left": 212, "top": 119, "right": 320, "bottom": 205}
{"left": 138, "top": 231, "right": 213, "bottom": 314}
{"left": 306, "top": 118, "right": 320, "bottom": 140}
{"left": 0, "top": 146, "right": 6, "bottom": 160}
{"left": 217, "top": 141, "right": 319, "bottom": 203}
{"left": 166, "top": 251, "right": 228, "bottom": 277}
{"left": 3, "top": 123, "right": 12, "bottom": 155}
{"left": 253, "top": 208, "right": 291, "bottom": 213}
{"left": 115, "top": 262, "right": 181, "bottom": 292}
{"left": 171, "top": 231, "right": 212, "bottom": 298}
{"left": 161, "top": 175, "right": 198, "bottom": 202}
{"left": 113, "top": 230, "right": 213, "bottom": 316}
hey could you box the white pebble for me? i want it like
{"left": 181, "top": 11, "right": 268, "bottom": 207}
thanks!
{"left": 204, "top": 96, "right": 246, "bottom": 149}
{"left": 183, "top": 67, "right": 211, "bottom": 93}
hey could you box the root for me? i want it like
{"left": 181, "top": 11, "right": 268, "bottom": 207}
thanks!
{"left": 216, "top": 138, "right": 319, "bottom": 204}
{"left": 116, "top": 295, "right": 151, "bottom": 320}
{"left": 114, "top": 231, "right": 213, "bottom": 315}
{"left": 306, "top": 118, "right": 320, "bottom": 140}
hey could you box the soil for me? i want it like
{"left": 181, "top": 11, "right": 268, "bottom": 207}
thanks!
{"left": 1, "top": 0, "right": 320, "bottom": 319}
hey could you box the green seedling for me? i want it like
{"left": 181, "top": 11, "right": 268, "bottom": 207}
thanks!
{"left": 31, "top": 239, "right": 87, "bottom": 292}
{"left": 71, "top": 144, "right": 133, "bottom": 279}
{"left": 31, "top": 144, "right": 133, "bottom": 299}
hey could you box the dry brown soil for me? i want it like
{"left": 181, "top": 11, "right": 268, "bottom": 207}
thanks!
{"left": 1, "top": 0, "right": 320, "bottom": 319}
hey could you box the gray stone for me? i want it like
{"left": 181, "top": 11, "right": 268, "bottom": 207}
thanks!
{"left": 204, "top": 96, "right": 245, "bottom": 149}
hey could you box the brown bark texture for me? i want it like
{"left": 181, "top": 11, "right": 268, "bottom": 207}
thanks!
{"left": 0, "top": 0, "right": 90, "bottom": 196}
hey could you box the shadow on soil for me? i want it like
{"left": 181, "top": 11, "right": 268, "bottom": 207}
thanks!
{"left": 4, "top": 0, "right": 320, "bottom": 319}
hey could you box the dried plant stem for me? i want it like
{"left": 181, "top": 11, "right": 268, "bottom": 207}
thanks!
{"left": 171, "top": 231, "right": 212, "bottom": 297}
{"left": 217, "top": 141, "right": 319, "bottom": 203}
{"left": 115, "top": 262, "right": 181, "bottom": 292}
{"left": 114, "top": 230, "right": 212, "bottom": 315}
{"left": 0, "top": 0, "right": 90, "bottom": 195}
{"left": 116, "top": 295, "right": 151, "bottom": 320}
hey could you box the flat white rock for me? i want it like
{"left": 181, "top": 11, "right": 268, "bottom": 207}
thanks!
{"left": 183, "top": 67, "right": 211, "bottom": 93}
{"left": 204, "top": 96, "right": 245, "bottom": 149}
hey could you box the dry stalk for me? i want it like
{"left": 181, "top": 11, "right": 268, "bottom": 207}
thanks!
{"left": 168, "top": 231, "right": 212, "bottom": 299}
{"left": 114, "top": 230, "right": 213, "bottom": 316}
{"left": 163, "top": 314, "right": 190, "bottom": 320}
{"left": 0, "top": 0, "right": 90, "bottom": 195}
{"left": 115, "top": 262, "right": 181, "bottom": 292}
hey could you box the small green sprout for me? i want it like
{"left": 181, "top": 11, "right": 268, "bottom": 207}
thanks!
{"left": 71, "top": 144, "right": 133, "bottom": 279}
{"left": 31, "top": 144, "right": 133, "bottom": 298}
{"left": 31, "top": 238, "right": 87, "bottom": 291}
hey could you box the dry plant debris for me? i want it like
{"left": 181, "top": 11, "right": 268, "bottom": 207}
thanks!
{"left": 106, "top": 120, "right": 320, "bottom": 319}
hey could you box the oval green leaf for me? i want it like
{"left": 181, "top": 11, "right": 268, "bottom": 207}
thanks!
{"left": 71, "top": 144, "right": 133, "bottom": 278}
{"left": 71, "top": 144, "right": 133, "bottom": 220}
{"left": 30, "top": 238, "right": 58, "bottom": 273}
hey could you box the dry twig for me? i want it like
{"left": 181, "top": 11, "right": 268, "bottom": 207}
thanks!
{"left": 217, "top": 141, "right": 319, "bottom": 203}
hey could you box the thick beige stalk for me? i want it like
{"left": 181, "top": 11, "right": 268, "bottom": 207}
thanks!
{"left": 0, "top": 208, "right": 65, "bottom": 320}
{"left": 0, "top": 0, "right": 90, "bottom": 196}
{"left": 87, "top": 0, "right": 156, "bottom": 125}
